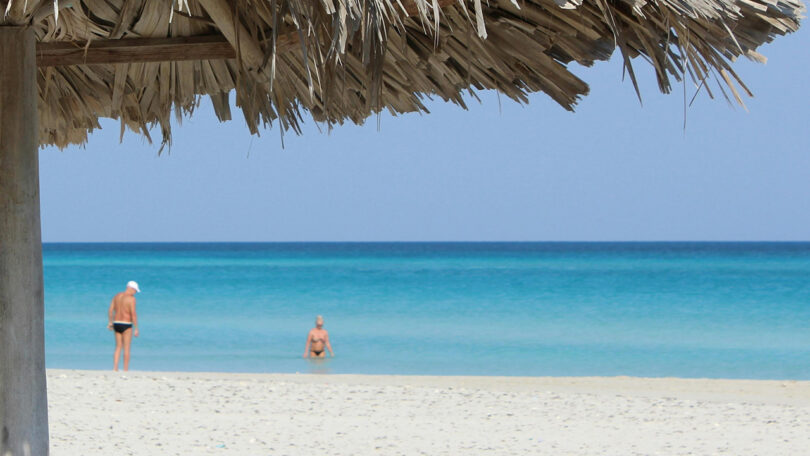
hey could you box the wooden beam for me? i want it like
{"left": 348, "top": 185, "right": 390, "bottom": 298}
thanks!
{"left": 36, "top": 0, "right": 459, "bottom": 67}
{"left": 0, "top": 26, "right": 49, "bottom": 456}
{"left": 37, "top": 34, "right": 237, "bottom": 67}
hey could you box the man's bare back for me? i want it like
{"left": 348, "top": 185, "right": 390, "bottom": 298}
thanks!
{"left": 110, "top": 292, "right": 135, "bottom": 323}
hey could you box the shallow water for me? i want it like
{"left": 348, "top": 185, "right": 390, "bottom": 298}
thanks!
{"left": 44, "top": 242, "right": 810, "bottom": 379}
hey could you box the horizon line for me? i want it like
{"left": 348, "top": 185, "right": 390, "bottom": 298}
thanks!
{"left": 40, "top": 240, "right": 810, "bottom": 244}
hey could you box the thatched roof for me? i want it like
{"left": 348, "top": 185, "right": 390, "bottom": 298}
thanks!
{"left": 2, "top": 0, "right": 803, "bottom": 148}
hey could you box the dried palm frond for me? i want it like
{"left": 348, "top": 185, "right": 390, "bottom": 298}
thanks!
{"left": 0, "top": 0, "right": 803, "bottom": 148}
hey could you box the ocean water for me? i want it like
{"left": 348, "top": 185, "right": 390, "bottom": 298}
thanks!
{"left": 43, "top": 242, "right": 810, "bottom": 379}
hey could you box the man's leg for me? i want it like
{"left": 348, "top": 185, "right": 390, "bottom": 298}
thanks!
{"left": 113, "top": 331, "right": 123, "bottom": 371}
{"left": 123, "top": 329, "right": 133, "bottom": 371}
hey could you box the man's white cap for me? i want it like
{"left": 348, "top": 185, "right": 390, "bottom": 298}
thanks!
{"left": 126, "top": 281, "right": 141, "bottom": 293}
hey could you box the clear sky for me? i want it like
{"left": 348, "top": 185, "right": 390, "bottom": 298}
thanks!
{"left": 39, "top": 25, "right": 809, "bottom": 242}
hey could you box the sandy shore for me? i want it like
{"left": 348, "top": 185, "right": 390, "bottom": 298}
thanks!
{"left": 48, "top": 369, "right": 809, "bottom": 455}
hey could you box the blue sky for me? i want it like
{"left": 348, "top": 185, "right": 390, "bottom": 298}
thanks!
{"left": 39, "top": 25, "right": 809, "bottom": 242}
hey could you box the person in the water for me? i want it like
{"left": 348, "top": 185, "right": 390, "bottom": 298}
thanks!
{"left": 303, "top": 315, "right": 334, "bottom": 358}
{"left": 107, "top": 281, "right": 140, "bottom": 371}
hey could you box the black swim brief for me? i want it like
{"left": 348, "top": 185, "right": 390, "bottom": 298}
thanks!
{"left": 113, "top": 322, "right": 133, "bottom": 333}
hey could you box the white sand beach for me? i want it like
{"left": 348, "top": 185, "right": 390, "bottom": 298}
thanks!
{"left": 48, "top": 369, "right": 809, "bottom": 455}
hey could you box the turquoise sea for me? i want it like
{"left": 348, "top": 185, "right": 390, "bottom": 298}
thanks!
{"left": 43, "top": 242, "right": 810, "bottom": 379}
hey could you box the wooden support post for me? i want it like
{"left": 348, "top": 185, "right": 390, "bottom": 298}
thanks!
{"left": 0, "top": 26, "right": 49, "bottom": 456}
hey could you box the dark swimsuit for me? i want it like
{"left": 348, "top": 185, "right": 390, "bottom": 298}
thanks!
{"left": 311, "top": 337, "right": 324, "bottom": 356}
{"left": 113, "top": 322, "right": 133, "bottom": 333}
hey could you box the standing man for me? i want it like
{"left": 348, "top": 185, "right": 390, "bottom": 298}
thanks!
{"left": 107, "top": 281, "right": 140, "bottom": 371}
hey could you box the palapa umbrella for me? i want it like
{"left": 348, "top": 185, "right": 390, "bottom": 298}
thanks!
{"left": 0, "top": 0, "right": 803, "bottom": 453}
